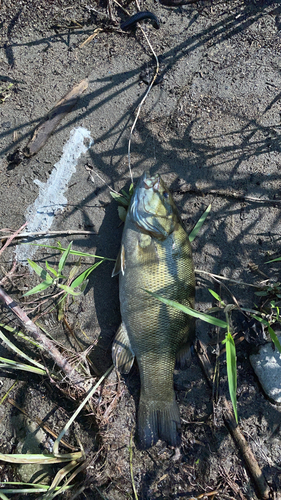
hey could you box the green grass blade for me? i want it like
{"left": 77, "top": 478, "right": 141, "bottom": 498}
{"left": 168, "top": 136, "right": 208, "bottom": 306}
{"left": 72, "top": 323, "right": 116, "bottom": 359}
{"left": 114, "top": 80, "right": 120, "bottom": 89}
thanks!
{"left": 23, "top": 280, "right": 54, "bottom": 297}
{"left": 252, "top": 315, "right": 281, "bottom": 354}
{"left": 57, "top": 284, "right": 81, "bottom": 296}
{"left": 110, "top": 191, "right": 130, "bottom": 207}
{"left": 189, "top": 204, "right": 211, "bottom": 242}
{"left": 58, "top": 242, "right": 72, "bottom": 274}
{"left": 70, "top": 261, "right": 104, "bottom": 289}
{"left": 0, "top": 323, "right": 44, "bottom": 349}
{"left": 0, "top": 488, "right": 72, "bottom": 496}
{"left": 208, "top": 289, "right": 224, "bottom": 303}
{"left": 118, "top": 205, "right": 127, "bottom": 222}
{"left": 0, "top": 492, "right": 9, "bottom": 499}
{"left": 223, "top": 332, "right": 238, "bottom": 423}
{"left": 268, "top": 326, "right": 281, "bottom": 354}
{"left": 27, "top": 259, "right": 53, "bottom": 282}
{"left": 145, "top": 291, "right": 228, "bottom": 328}
{"left": 266, "top": 256, "right": 281, "bottom": 263}
{"left": 0, "top": 481, "right": 60, "bottom": 488}
{"left": 24, "top": 244, "right": 116, "bottom": 261}
{"left": 0, "top": 358, "right": 47, "bottom": 375}
{"left": 0, "top": 329, "right": 45, "bottom": 370}
{"left": 45, "top": 261, "right": 58, "bottom": 277}
{"left": 0, "top": 482, "right": 72, "bottom": 496}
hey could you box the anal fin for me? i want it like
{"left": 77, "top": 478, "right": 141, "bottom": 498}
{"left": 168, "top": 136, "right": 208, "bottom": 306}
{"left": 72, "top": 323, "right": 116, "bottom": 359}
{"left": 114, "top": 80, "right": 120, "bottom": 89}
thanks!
{"left": 112, "top": 323, "right": 134, "bottom": 374}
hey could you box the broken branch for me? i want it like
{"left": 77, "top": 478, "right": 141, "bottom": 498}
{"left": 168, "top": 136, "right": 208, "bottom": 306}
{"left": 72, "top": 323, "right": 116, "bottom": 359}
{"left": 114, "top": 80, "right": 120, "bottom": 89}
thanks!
{"left": 0, "top": 285, "right": 89, "bottom": 389}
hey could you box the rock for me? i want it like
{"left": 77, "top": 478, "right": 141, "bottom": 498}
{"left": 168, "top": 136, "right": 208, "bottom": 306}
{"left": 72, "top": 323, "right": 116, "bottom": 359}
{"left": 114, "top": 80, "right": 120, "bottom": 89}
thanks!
{"left": 11, "top": 414, "right": 54, "bottom": 484}
{"left": 250, "top": 339, "right": 281, "bottom": 404}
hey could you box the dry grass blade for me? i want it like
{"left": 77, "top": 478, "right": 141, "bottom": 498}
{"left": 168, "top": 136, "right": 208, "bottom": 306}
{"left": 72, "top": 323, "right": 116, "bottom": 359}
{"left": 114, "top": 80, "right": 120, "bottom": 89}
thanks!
{"left": 79, "top": 27, "right": 104, "bottom": 48}
{"left": 40, "top": 460, "right": 80, "bottom": 500}
{"left": 45, "top": 459, "right": 88, "bottom": 499}
{"left": 0, "top": 451, "right": 83, "bottom": 464}
{"left": 196, "top": 269, "right": 260, "bottom": 288}
{"left": 0, "top": 357, "right": 47, "bottom": 375}
{"left": 52, "top": 365, "right": 113, "bottom": 456}
{"left": 129, "top": 432, "right": 138, "bottom": 500}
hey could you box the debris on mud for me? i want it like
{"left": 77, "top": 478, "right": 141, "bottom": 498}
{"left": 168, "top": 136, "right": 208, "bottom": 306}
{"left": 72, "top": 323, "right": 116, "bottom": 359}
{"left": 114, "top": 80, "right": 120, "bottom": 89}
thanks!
{"left": 1, "top": 0, "right": 281, "bottom": 498}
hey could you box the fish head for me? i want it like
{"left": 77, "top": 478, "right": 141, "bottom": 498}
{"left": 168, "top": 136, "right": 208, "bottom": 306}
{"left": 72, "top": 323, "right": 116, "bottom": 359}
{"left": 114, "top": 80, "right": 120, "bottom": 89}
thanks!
{"left": 130, "top": 172, "right": 179, "bottom": 239}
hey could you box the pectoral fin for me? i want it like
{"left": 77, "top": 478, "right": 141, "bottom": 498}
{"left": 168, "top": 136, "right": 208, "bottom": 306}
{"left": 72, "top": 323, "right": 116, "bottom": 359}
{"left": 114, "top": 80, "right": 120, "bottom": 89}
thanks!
{"left": 111, "top": 244, "right": 126, "bottom": 277}
{"left": 112, "top": 323, "right": 135, "bottom": 374}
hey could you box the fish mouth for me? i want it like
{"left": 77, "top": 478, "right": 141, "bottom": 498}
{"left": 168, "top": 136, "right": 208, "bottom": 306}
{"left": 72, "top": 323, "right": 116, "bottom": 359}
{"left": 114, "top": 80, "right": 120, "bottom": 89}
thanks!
{"left": 135, "top": 172, "right": 160, "bottom": 217}
{"left": 143, "top": 173, "right": 160, "bottom": 192}
{"left": 130, "top": 172, "right": 167, "bottom": 238}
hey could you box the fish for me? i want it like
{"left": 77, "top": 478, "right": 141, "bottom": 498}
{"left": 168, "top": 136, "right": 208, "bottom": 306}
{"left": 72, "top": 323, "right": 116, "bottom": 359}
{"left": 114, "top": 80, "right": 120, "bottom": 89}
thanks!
{"left": 112, "top": 171, "right": 195, "bottom": 449}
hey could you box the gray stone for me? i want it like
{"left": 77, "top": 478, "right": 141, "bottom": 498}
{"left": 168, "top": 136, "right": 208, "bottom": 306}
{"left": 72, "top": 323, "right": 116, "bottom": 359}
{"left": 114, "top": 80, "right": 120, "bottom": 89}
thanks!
{"left": 11, "top": 414, "right": 53, "bottom": 484}
{"left": 250, "top": 340, "right": 281, "bottom": 404}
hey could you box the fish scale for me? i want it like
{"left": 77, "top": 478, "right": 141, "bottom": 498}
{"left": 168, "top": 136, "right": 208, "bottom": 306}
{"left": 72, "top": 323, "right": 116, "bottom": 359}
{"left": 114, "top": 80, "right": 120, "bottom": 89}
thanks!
{"left": 112, "top": 171, "right": 195, "bottom": 449}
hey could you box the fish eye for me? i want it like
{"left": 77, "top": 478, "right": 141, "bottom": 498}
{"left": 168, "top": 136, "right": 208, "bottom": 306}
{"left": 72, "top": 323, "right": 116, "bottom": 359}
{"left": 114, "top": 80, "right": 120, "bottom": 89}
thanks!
{"left": 163, "top": 191, "right": 169, "bottom": 199}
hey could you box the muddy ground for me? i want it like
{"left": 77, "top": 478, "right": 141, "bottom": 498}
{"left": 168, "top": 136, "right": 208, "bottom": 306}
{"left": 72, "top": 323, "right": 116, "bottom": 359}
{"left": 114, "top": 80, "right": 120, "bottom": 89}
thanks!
{"left": 0, "top": 0, "right": 281, "bottom": 498}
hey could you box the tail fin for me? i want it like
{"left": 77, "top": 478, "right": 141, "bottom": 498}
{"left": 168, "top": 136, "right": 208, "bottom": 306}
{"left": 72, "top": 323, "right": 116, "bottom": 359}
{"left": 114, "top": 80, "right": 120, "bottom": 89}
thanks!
{"left": 137, "top": 397, "right": 181, "bottom": 449}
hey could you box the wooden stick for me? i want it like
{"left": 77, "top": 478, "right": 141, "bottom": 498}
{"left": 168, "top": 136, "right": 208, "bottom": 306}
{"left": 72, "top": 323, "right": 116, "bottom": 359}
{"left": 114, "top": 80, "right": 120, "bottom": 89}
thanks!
{"left": 223, "top": 398, "right": 271, "bottom": 500}
{"left": 195, "top": 341, "right": 271, "bottom": 500}
{"left": 0, "top": 285, "right": 89, "bottom": 389}
{"left": 23, "top": 78, "right": 89, "bottom": 157}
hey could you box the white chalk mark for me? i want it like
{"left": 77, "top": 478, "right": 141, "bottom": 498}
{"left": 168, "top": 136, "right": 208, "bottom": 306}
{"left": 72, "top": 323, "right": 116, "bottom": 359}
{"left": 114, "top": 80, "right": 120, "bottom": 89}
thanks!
{"left": 16, "top": 127, "right": 93, "bottom": 264}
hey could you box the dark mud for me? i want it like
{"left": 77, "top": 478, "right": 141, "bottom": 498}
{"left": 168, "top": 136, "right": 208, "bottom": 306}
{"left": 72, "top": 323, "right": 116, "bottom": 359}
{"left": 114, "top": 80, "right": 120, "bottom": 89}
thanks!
{"left": 0, "top": 1, "right": 281, "bottom": 498}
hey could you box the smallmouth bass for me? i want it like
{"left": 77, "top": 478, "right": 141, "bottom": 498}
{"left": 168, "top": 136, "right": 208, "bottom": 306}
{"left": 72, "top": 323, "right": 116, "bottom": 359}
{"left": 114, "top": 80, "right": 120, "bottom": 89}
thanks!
{"left": 112, "top": 172, "right": 195, "bottom": 449}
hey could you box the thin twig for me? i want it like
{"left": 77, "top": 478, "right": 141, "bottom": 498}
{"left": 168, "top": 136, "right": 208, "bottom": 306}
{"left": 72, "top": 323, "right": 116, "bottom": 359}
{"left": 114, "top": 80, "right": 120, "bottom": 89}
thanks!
{"left": 0, "top": 261, "right": 18, "bottom": 287}
{"left": 112, "top": 0, "right": 130, "bottom": 14}
{"left": 177, "top": 186, "right": 281, "bottom": 205}
{"left": 79, "top": 28, "right": 104, "bottom": 48}
{"left": 195, "top": 269, "right": 261, "bottom": 288}
{"left": 127, "top": 25, "right": 159, "bottom": 184}
{"left": 0, "top": 222, "right": 28, "bottom": 255}
{"left": 85, "top": 166, "right": 122, "bottom": 196}
{"left": 0, "top": 285, "right": 88, "bottom": 389}
{"left": 1, "top": 229, "right": 96, "bottom": 241}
